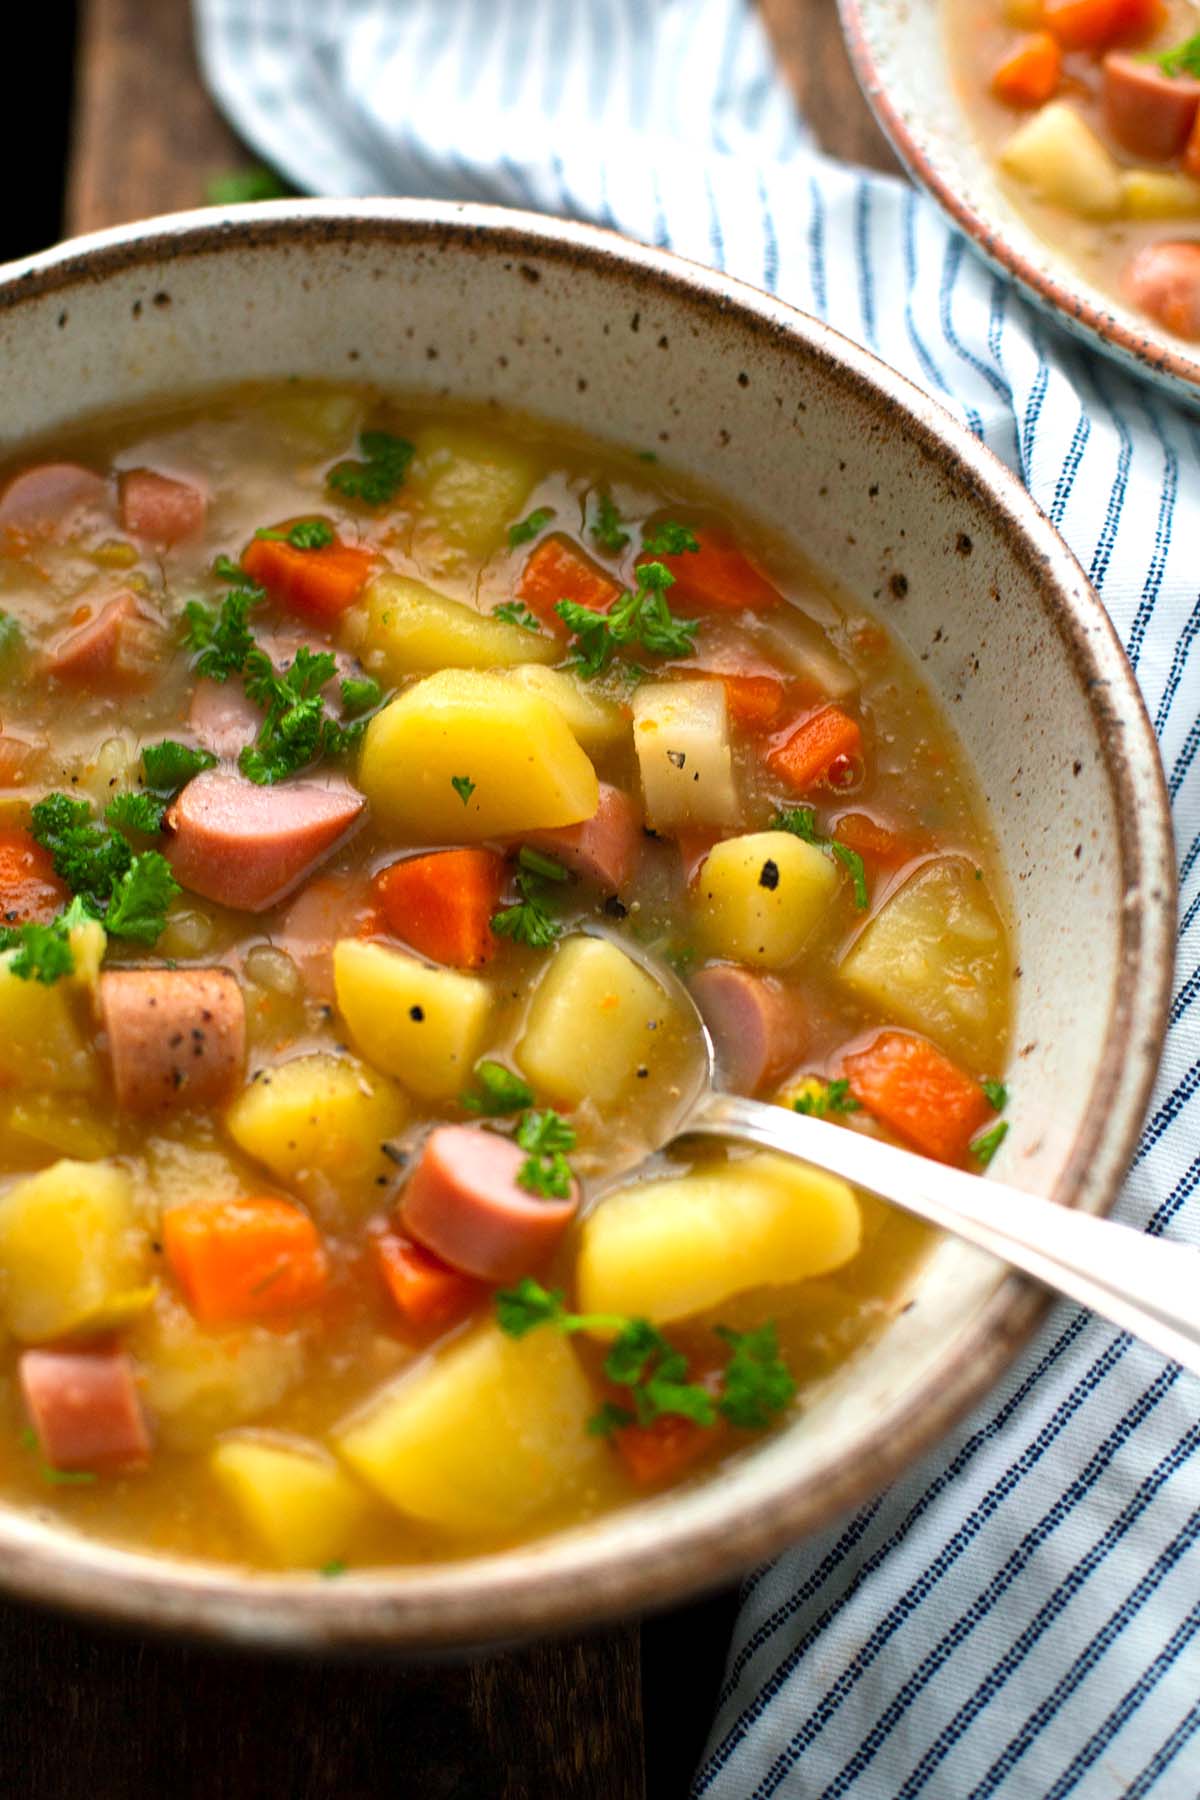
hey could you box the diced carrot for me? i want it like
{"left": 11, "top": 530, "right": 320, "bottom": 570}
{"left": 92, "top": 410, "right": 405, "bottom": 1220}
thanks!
{"left": 162, "top": 1196, "right": 328, "bottom": 1326}
{"left": 642, "top": 529, "right": 781, "bottom": 615}
{"left": 766, "top": 705, "right": 863, "bottom": 794}
{"left": 1042, "top": 0, "right": 1160, "bottom": 49}
{"left": 1114, "top": 0, "right": 1166, "bottom": 41}
{"left": 517, "top": 535, "right": 621, "bottom": 634}
{"left": 374, "top": 1231, "right": 486, "bottom": 1333}
{"left": 241, "top": 525, "right": 376, "bottom": 626}
{"left": 829, "top": 811, "right": 921, "bottom": 868}
{"left": 991, "top": 32, "right": 1062, "bottom": 106}
{"left": 371, "top": 849, "right": 505, "bottom": 970}
{"left": 613, "top": 1410, "right": 721, "bottom": 1485}
{"left": 0, "top": 827, "right": 69, "bottom": 925}
{"left": 843, "top": 1031, "right": 992, "bottom": 1165}
{"left": 718, "top": 672, "right": 787, "bottom": 731}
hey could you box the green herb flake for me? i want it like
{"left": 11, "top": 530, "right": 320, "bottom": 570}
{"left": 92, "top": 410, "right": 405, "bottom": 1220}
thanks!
{"left": 461, "top": 1060, "right": 535, "bottom": 1116}
{"left": 517, "top": 846, "right": 569, "bottom": 883}
{"left": 492, "top": 600, "right": 543, "bottom": 633}
{"left": 104, "top": 791, "right": 165, "bottom": 835}
{"left": 792, "top": 1077, "right": 861, "bottom": 1119}
{"left": 508, "top": 506, "right": 555, "bottom": 549}
{"left": 103, "top": 854, "right": 181, "bottom": 945}
{"left": 490, "top": 868, "right": 562, "bottom": 949}
{"left": 514, "top": 1107, "right": 577, "bottom": 1199}
{"left": 451, "top": 774, "right": 476, "bottom": 806}
{"left": 642, "top": 522, "right": 700, "bottom": 557}
{"left": 772, "top": 806, "right": 869, "bottom": 910}
{"left": 1154, "top": 32, "right": 1200, "bottom": 78}
{"left": 319, "top": 1559, "right": 347, "bottom": 1578}
{"left": 255, "top": 519, "right": 335, "bottom": 551}
{"left": 556, "top": 559, "right": 697, "bottom": 678}
{"left": 205, "top": 165, "right": 292, "bottom": 206}
{"left": 340, "top": 676, "right": 382, "bottom": 719}
{"left": 590, "top": 490, "right": 630, "bottom": 555}
{"left": 326, "top": 431, "right": 415, "bottom": 507}
{"left": 183, "top": 567, "right": 265, "bottom": 684}
{"left": 983, "top": 1079, "right": 1008, "bottom": 1113}
{"left": 141, "top": 740, "right": 218, "bottom": 795}
{"left": 715, "top": 1323, "right": 796, "bottom": 1429}
{"left": 971, "top": 1120, "right": 1009, "bottom": 1168}
{"left": 239, "top": 646, "right": 349, "bottom": 786}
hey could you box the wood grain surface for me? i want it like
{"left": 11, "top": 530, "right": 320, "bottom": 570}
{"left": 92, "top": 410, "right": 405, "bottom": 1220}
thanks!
{"left": 27, "top": 3, "right": 896, "bottom": 1797}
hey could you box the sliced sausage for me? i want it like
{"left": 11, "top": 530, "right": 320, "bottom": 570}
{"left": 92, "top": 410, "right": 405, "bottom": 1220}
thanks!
{"left": 187, "top": 677, "right": 262, "bottom": 758}
{"left": 45, "top": 594, "right": 165, "bottom": 690}
{"left": 525, "top": 782, "right": 641, "bottom": 891}
{"left": 1123, "top": 241, "right": 1200, "bottom": 340}
{"left": 20, "top": 1347, "right": 151, "bottom": 1472}
{"left": 0, "top": 463, "right": 109, "bottom": 532}
{"left": 274, "top": 872, "right": 375, "bottom": 1001}
{"left": 118, "top": 468, "right": 207, "bottom": 545}
{"left": 400, "top": 1125, "right": 580, "bottom": 1283}
{"left": 99, "top": 966, "right": 246, "bottom": 1115}
{"left": 690, "top": 964, "right": 807, "bottom": 1095}
{"left": 164, "top": 771, "right": 365, "bottom": 912}
{"left": 1103, "top": 54, "right": 1200, "bottom": 159}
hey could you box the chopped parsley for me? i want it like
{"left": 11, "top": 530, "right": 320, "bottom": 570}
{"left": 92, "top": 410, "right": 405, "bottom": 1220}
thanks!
{"left": 319, "top": 1559, "right": 347, "bottom": 1578}
{"left": 772, "top": 806, "right": 869, "bottom": 910}
{"left": 0, "top": 896, "right": 91, "bottom": 984}
{"left": 30, "top": 793, "right": 180, "bottom": 948}
{"left": 983, "top": 1078, "right": 1008, "bottom": 1113}
{"left": 715, "top": 1323, "right": 796, "bottom": 1429}
{"left": 103, "top": 855, "right": 181, "bottom": 944}
{"left": 182, "top": 561, "right": 264, "bottom": 682}
{"left": 792, "top": 1077, "right": 861, "bottom": 1119}
{"left": 1154, "top": 32, "right": 1200, "bottom": 78}
{"left": 104, "top": 791, "right": 165, "bottom": 835}
{"left": 590, "top": 490, "right": 630, "bottom": 555}
{"left": 508, "top": 506, "right": 555, "bottom": 548}
{"left": 205, "top": 165, "right": 292, "bottom": 205}
{"left": 254, "top": 519, "right": 335, "bottom": 551}
{"left": 239, "top": 647, "right": 360, "bottom": 786}
{"left": 517, "top": 846, "right": 569, "bottom": 884}
{"left": 971, "top": 1121, "right": 1009, "bottom": 1168}
{"left": 490, "top": 864, "right": 562, "bottom": 949}
{"left": 326, "top": 431, "right": 414, "bottom": 507}
{"left": 557, "top": 560, "right": 698, "bottom": 678}
{"left": 340, "top": 675, "right": 382, "bottom": 718}
{"left": 141, "top": 740, "right": 217, "bottom": 795}
{"left": 514, "top": 1108, "right": 577, "bottom": 1199}
{"left": 642, "top": 521, "right": 699, "bottom": 557}
{"left": 450, "top": 774, "right": 476, "bottom": 806}
{"left": 492, "top": 600, "right": 543, "bottom": 633}
{"left": 461, "top": 1060, "right": 535, "bottom": 1116}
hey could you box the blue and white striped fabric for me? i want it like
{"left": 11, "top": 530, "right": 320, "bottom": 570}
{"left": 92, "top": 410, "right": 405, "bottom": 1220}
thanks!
{"left": 195, "top": 3, "right": 1200, "bottom": 1792}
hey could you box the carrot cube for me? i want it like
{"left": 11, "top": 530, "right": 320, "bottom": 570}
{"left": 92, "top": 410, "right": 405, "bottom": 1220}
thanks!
{"left": 766, "top": 705, "right": 863, "bottom": 793}
{"left": 163, "top": 1196, "right": 328, "bottom": 1325}
{"left": 843, "top": 1031, "right": 992, "bottom": 1165}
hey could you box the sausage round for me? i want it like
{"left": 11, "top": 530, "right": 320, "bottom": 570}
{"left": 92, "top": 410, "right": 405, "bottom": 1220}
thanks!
{"left": 400, "top": 1125, "right": 580, "bottom": 1283}
{"left": 689, "top": 963, "right": 807, "bottom": 1095}
{"left": 45, "top": 594, "right": 165, "bottom": 690}
{"left": 1123, "top": 241, "right": 1200, "bottom": 340}
{"left": 118, "top": 468, "right": 207, "bottom": 545}
{"left": 100, "top": 966, "right": 246, "bottom": 1115}
{"left": 526, "top": 782, "right": 641, "bottom": 891}
{"left": 20, "top": 1347, "right": 151, "bottom": 1472}
{"left": 0, "top": 463, "right": 109, "bottom": 531}
{"left": 1103, "top": 54, "right": 1200, "bottom": 160}
{"left": 165, "top": 771, "right": 365, "bottom": 912}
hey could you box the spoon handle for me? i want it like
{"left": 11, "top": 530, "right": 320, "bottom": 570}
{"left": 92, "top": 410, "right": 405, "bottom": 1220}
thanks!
{"left": 684, "top": 1091, "right": 1200, "bottom": 1380}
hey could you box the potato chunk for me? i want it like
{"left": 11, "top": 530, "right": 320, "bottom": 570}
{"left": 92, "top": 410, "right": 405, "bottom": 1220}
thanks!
{"left": 225, "top": 1052, "right": 409, "bottom": 1212}
{"left": 632, "top": 680, "right": 739, "bottom": 830}
{"left": 211, "top": 1434, "right": 369, "bottom": 1568}
{"left": 516, "top": 935, "right": 668, "bottom": 1106}
{"left": 358, "top": 574, "right": 558, "bottom": 679}
{"left": 0, "top": 1160, "right": 148, "bottom": 1341}
{"left": 334, "top": 1321, "right": 607, "bottom": 1535}
{"left": 334, "top": 939, "right": 491, "bottom": 1100}
{"left": 506, "top": 664, "right": 631, "bottom": 755}
{"left": 576, "top": 1153, "right": 861, "bottom": 1324}
{"left": 134, "top": 1295, "right": 305, "bottom": 1451}
{"left": 1121, "top": 171, "right": 1200, "bottom": 220}
{"left": 358, "top": 669, "right": 599, "bottom": 841}
{"left": 1000, "top": 103, "right": 1122, "bottom": 219}
{"left": 838, "top": 857, "right": 1007, "bottom": 1066}
{"left": 0, "top": 954, "right": 98, "bottom": 1094}
{"left": 694, "top": 830, "right": 838, "bottom": 968}
{"left": 409, "top": 424, "right": 540, "bottom": 565}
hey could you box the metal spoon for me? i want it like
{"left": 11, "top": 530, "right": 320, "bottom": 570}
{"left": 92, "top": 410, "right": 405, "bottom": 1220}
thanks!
{"left": 614, "top": 937, "right": 1200, "bottom": 1380}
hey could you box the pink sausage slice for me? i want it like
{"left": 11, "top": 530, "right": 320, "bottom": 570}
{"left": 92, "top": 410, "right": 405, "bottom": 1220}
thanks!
{"left": 1124, "top": 241, "right": 1200, "bottom": 340}
{"left": 118, "top": 468, "right": 207, "bottom": 545}
{"left": 45, "top": 594, "right": 165, "bottom": 690}
{"left": 526, "top": 782, "right": 640, "bottom": 891}
{"left": 690, "top": 964, "right": 807, "bottom": 1096}
{"left": 100, "top": 966, "right": 246, "bottom": 1115}
{"left": 401, "top": 1125, "right": 579, "bottom": 1283}
{"left": 20, "top": 1347, "right": 151, "bottom": 1473}
{"left": 187, "top": 676, "right": 262, "bottom": 758}
{"left": 275, "top": 873, "right": 375, "bottom": 1002}
{"left": 0, "top": 463, "right": 109, "bottom": 531}
{"left": 1103, "top": 54, "right": 1200, "bottom": 160}
{"left": 165, "top": 771, "right": 365, "bottom": 912}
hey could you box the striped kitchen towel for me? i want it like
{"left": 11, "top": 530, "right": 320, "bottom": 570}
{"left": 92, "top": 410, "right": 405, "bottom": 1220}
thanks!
{"left": 195, "top": 2, "right": 1200, "bottom": 1793}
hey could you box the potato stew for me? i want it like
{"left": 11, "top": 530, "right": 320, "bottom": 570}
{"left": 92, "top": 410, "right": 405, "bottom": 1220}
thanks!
{"left": 948, "top": 0, "right": 1200, "bottom": 337}
{"left": 0, "top": 386, "right": 1010, "bottom": 1572}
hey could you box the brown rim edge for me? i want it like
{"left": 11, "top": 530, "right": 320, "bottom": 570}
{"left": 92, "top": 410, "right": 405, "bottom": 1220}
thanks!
{"left": 0, "top": 200, "right": 1177, "bottom": 1653}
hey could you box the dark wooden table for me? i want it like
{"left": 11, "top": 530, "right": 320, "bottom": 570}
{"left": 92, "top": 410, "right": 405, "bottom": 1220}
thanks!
{"left": 0, "top": 6, "right": 898, "bottom": 1797}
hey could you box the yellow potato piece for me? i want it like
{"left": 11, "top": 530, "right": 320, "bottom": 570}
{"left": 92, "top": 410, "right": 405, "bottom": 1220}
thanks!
{"left": 576, "top": 1153, "right": 861, "bottom": 1324}
{"left": 0, "top": 954, "right": 98, "bottom": 1094}
{"left": 225, "top": 1052, "right": 409, "bottom": 1210}
{"left": 334, "top": 939, "right": 492, "bottom": 1100}
{"left": 359, "top": 573, "right": 558, "bottom": 679}
{"left": 516, "top": 934, "right": 669, "bottom": 1107}
{"left": 211, "top": 1434, "right": 370, "bottom": 1568}
{"left": 1120, "top": 170, "right": 1200, "bottom": 220}
{"left": 258, "top": 383, "right": 363, "bottom": 454}
{"left": 631, "top": 679, "right": 739, "bottom": 830}
{"left": 506, "top": 664, "right": 631, "bottom": 755}
{"left": 0, "top": 1159, "right": 148, "bottom": 1341}
{"left": 999, "top": 103, "right": 1122, "bottom": 220}
{"left": 694, "top": 830, "right": 839, "bottom": 968}
{"left": 410, "top": 424, "right": 540, "bottom": 564}
{"left": 0, "top": 1094, "right": 118, "bottom": 1163}
{"left": 134, "top": 1295, "right": 306, "bottom": 1451}
{"left": 334, "top": 1321, "right": 607, "bottom": 1535}
{"left": 358, "top": 669, "right": 599, "bottom": 841}
{"left": 839, "top": 856, "right": 1008, "bottom": 1067}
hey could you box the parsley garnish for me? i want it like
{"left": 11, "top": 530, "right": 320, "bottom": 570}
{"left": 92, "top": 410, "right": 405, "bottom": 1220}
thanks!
{"left": 792, "top": 1077, "right": 861, "bottom": 1119}
{"left": 239, "top": 647, "right": 358, "bottom": 786}
{"left": 141, "top": 740, "right": 218, "bottom": 795}
{"left": 103, "top": 856, "right": 181, "bottom": 943}
{"left": 490, "top": 866, "right": 562, "bottom": 949}
{"left": 514, "top": 1108, "right": 577, "bottom": 1199}
{"left": 205, "top": 165, "right": 292, "bottom": 205}
{"left": 642, "top": 522, "right": 699, "bottom": 556}
{"left": 326, "top": 431, "right": 414, "bottom": 507}
{"left": 182, "top": 562, "right": 264, "bottom": 682}
{"left": 105, "top": 791, "right": 165, "bottom": 835}
{"left": 1155, "top": 32, "right": 1200, "bottom": 78}
{"left": 971, "top": 1121, "right": 1009, "bottom": 1168}
{"left": 715, "top": 1323, "right": 796, "bottom": 1429}
{"left": 30, "top": 792, "right": 178, "bottom": 945}
{"left": 983, "top": 1079, "right": 1008, "bottom": 1113}
{"left": 556, "top": 560, "right": 698, "bottom": 678}
{"left": 508, "top": 507, "right": 555, "bottom": 549}
{"left": 492, "top": 600, "right": 543, "bottom": 633}
{"left": 451, "top": 774, "right": 476, "bottom": 806}
{"left": 772, "top": 807, "right": 869, "bottom": 911}
{"left": 340, "top": 676, "right": 382, "bottom": 718}
{"left": 319, "top": 1559, "right": 347, "bottom": 1578}
{"left": 461, "top": 1060, "right": 535, "bottom": 1116}
{"left": 0, "top": 896, "right": 91, "bottom": 984}
{"left": 590, "top": 490, "right": 630, "bottom": 555}
{"left": 517, "top": 846, "right": 569, "bottom": 884}
{"left": 254, "top": 519, "right": 335, "bottom": 551}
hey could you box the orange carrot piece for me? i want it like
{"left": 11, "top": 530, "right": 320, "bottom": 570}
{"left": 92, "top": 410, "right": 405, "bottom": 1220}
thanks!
{"left": 991, "top": 32, "right": 1062, "bottom": 106}
{"left": 241, "top": 525, "right": 375, "bottom": 626}
{"left": 612, "top": 1410, "right": 721, "bottom": 1485}
{"left": 766, "top": 705, "right": 863, "bottom": 793}
{"left": 1114, "top": 0, "right": 1165, "bottom": 41}
{"left": 643, "top": 530, "right": 781, "bottom": 615}
{"left": 371, "top": 848, "right": 505, "bottom": 969}
{"left": 829, "top": 811, "right": 922, "bottom": 868}
{"left": 843, "top": 1031, "right": 992, "bottom": 1165}
{"left": 718, "top": 672, "right": 787, "bottom": 731}
{"left": 517, "top": 535, "right": 621, "bottom": 634}
{"left": 1042, "top": 0, "right": 1159, "bottom": 49}
{"left": 374, "top": 1231, "right": 486, "bottom": 1332}
{"left": 0, "top": 827, "right": 69, "bottom": 924}
{"left": 162, "top": 1196, "right": 328, "bottom": 1325}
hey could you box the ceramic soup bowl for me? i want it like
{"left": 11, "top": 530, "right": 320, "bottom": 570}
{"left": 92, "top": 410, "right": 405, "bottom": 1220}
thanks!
{"left": 0, "top": 201, "right": 1174, "bottom": 1649}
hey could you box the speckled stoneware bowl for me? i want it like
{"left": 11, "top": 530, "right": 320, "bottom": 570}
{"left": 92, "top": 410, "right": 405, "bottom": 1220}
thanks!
{"left": 0, "top": 200, "right": 1175, "bottom": 1650}
{"left": 841, "top": 0, "right": 1200, "bottom": 406}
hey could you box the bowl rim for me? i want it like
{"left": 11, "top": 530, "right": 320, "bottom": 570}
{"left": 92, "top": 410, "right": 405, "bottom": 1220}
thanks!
{"left": 0, "top": 198, "right": 1177, "bottom": 1651}
{"left": 838, "top": 0, "right": 1200, "bottom": 402}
